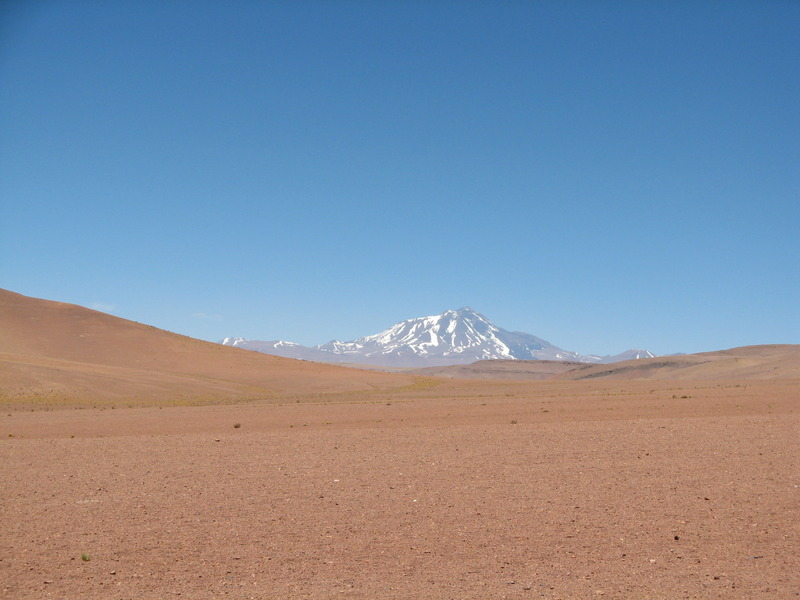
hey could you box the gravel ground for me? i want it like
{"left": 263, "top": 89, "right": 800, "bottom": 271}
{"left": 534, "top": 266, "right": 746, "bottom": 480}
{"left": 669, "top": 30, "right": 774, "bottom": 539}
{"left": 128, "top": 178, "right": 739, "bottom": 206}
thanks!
{"left": 2, "top": 380, "right": 798, "bottom": 599}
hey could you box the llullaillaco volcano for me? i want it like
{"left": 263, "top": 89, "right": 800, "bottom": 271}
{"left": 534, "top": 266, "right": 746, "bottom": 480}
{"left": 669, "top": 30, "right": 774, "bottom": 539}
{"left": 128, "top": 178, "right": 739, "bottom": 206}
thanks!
{"left": 222, "top": 307, "right": 654, "bottom": 368}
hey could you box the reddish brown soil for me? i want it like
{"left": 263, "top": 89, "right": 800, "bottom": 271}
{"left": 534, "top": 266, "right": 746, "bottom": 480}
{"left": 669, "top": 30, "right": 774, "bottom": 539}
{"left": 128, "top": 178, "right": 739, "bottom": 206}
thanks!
{"left": 2, "top": 379, "right": 798, "bottom": 599}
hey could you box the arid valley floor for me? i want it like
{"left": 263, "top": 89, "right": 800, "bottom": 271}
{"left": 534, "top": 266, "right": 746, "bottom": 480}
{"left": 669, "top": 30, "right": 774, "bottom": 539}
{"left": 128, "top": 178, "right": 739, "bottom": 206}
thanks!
{"left": 1, "top": 290, "right": 798, "bottom": 599}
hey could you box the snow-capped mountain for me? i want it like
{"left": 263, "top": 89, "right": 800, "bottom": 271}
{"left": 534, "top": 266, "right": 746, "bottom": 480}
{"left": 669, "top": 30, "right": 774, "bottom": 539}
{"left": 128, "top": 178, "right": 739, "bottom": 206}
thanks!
{"left": 221, "top": 308, "right": 655, "bottom": 368}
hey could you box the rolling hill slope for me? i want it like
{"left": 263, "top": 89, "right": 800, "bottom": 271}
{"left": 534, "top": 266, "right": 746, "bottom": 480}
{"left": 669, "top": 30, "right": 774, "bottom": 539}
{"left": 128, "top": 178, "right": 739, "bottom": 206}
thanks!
{"left": 555, "top": 344, "right": 800, "bottom": 381}
{"left": 0, "top": 289, "right": 413, "bottom": 405}
{"left": 404, "top": 346, "right": 800, "bottom": 381}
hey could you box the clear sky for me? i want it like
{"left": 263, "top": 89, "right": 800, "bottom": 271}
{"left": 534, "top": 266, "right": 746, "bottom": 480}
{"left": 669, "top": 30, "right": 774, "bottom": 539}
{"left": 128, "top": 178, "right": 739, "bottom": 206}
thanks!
{"left": 1, "top": 1, "right": 798, "bottom": 357}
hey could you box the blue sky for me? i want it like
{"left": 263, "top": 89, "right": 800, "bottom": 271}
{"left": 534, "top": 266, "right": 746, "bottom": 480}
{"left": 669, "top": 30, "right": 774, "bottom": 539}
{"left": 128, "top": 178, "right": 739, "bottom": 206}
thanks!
{"left": 1, "top": 0, "right": 798, "bottom": 356}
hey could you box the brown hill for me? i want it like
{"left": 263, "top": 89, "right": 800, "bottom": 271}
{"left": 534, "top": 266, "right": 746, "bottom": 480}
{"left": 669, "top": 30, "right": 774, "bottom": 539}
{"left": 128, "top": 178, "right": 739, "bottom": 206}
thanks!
{"left": 557, "top": 344, "right": 800, "bottom": 380}
{"left": 0, "top": 289, "right": 413, "bottom": 406}
{"left": 406, "top": 345, "right": 800, "bottom": 381}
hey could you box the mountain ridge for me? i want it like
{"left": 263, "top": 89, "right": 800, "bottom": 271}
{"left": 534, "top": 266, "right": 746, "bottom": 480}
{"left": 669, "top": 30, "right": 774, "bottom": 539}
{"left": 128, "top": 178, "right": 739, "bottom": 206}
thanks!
{"left": 222, "top": 307, "right": 655, "bottom": 368}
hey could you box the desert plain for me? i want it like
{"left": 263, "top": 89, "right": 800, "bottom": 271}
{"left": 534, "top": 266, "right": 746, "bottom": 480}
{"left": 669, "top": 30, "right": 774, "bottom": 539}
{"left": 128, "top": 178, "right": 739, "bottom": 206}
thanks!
{"left": 1, "top": 290, "right": 798, "bottom": 599}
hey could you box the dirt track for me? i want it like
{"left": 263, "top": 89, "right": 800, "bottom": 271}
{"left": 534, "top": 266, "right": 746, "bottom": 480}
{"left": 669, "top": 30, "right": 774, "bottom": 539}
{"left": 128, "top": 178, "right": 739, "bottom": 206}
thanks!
{"left": 2, "top": 380, "right": 798, "bottom": 599}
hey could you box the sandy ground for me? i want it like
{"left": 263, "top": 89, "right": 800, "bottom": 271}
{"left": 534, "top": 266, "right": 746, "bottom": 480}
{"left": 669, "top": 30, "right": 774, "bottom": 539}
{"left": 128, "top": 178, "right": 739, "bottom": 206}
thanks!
{"left": 1, "top": 379, "right": 798, "bottom": 599}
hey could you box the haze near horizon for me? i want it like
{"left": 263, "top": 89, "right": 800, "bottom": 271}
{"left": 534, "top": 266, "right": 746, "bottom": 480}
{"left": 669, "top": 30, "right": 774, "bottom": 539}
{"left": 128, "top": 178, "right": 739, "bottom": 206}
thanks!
{"left": 1, "top": 1, "right": 798, "bottom": 356}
